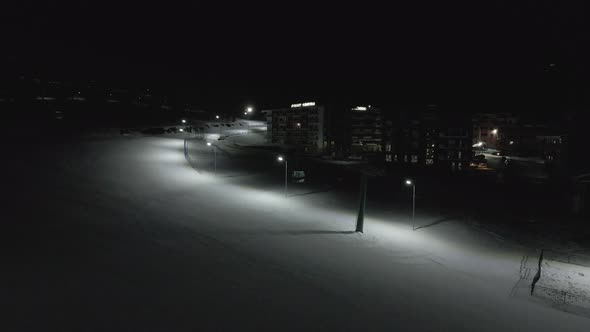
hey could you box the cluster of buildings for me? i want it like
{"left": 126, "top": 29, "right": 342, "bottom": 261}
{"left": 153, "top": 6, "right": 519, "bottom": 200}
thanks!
{"left": 472, "top": 112, "right": 566, "bottom": 164}
{"left": 1, "top": 76, "right": 174, "bottom": 125}
{"left": 262, "top": 102, "right": 575, "bottom": 174}
{"left": 263, "top": 103, "right": 473, "bottom": 172}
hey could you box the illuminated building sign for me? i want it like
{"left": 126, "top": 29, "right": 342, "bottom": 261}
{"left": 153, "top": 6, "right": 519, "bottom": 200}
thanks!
{"left": 353, "top": 106, "right": 368, "bottom": 111}
{"left": 291, "top": 102, "right": 316, "bottom": 108}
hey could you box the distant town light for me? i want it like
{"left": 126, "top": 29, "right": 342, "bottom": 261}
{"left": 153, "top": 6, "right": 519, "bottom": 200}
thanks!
{"left": 296, "top": 122, "right": 301, "bottom": 127}
{"left": 244, "top": 112, "right": 247, "bottom": 115}
{"left": 509, "top": 140, "right": 514, "bottom": 145}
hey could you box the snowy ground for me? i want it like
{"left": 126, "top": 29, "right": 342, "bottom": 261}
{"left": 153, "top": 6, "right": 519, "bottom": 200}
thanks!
{"left": 3, "top": 133, "right": 590, "bottom": 331}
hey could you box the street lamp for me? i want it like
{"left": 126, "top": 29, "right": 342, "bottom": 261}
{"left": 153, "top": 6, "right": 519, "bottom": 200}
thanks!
{"left": 247, "top": 106, "right": 253, "bottom": 113}
{"left": 215, "top": 115, "right": 220, "bottom": 119}
{"left": 492, "top": 128, "right": 498, "bottom": 135}
{"left": 181, "top": 119, "right": 186, "bottom": 124}
{"left": 405, "top": 179, "right": 416, "bottom": 230}
{"left": 207, "top": 142, "right": 217, "bottom": 174}
{"left": 277, "top": 155, "right": 288, "bottom": 197}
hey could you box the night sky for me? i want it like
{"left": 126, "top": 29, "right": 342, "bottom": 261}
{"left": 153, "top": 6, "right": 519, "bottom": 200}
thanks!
{"left": 2, "top": 1, "right": 589, "bottom": 113}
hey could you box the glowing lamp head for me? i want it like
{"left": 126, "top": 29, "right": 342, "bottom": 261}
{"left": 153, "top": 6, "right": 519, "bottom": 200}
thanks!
{"left": 215, "top": 115, "right": 220, "bottom": 119}
{"left": 405, "top": 179, "right": 413, "bottom": 186}
{"left": 179, "top": 128, "right": 184, "bottom": 132}
{"left": 277, "top": 156, "right": 284, "bottom": 162}
{"left": 182, "top": 119, "right": 186, "bottom": 123}
{"left": 492, "top": 129, "right": 498, "bottom": 135}
{"left": 207, "top": 142, "right": 212, "bottom": 146}
{"left": 247, "top": 107, "right": 253, "bottom": 113}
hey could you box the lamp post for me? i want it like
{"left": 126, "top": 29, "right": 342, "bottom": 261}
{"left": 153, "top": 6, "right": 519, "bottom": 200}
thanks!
{"left": 406, "top": 179, "right": 416, "bottom": 230}
{"left": 245, "top": 106, "right": 253, "bottom": 134}
{"left": 207, "top": 142, "right": 217, "bottom": 174}
{"left": 277, "top": 156, "right": 288, "bottom": 197}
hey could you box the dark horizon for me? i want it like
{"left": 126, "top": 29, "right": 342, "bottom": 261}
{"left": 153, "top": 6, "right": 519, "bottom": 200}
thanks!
{"left": 3, "top": 1, "right": 590, "bottom": 114}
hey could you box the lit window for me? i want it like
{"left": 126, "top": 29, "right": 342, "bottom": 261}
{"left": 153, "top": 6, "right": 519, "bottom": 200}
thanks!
{"left": 411, "top": 155, "right": 418, "bottom": 163}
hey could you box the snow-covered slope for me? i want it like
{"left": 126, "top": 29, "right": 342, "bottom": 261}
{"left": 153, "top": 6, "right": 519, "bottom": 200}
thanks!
{"left": 4, "top": 135, "right": 590, "bottom": 331}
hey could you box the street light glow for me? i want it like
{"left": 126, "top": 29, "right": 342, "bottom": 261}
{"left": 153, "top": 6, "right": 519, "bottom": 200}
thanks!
{"left": 247, "top": 107, "right": 253, "bottom": 113}
{"left": 179, "top": 128, "right": 184, "bottom": 132}
{"left": 216, "top": 115, "right": 220, "bottom": 119}
{"left": 492, "top": 129, "right": 498, "bottom": 134}
{"left": 182, "top": 119, "right": 186, "bottom": 123}
{"left": 405, "top": 179, "right": 413, "bottom": 185}
{"left": 207, "top": 142, "right": 212, "bottom": 146}
{"left": 277, "top": 156, "right": 284, "bottom": 162}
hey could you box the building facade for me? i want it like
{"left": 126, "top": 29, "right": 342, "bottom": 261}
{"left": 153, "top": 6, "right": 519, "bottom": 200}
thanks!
{"left": 264, "top": 102, "right": 325, "bottom": 153}
{"left": 384, "top": 105, "right": 472, "bottom": 172}
{"left": 472, "top": 112, "right": 518, "bottom": 149}
{"left": 349, "top": 106, "right": 384, "bottom": 159}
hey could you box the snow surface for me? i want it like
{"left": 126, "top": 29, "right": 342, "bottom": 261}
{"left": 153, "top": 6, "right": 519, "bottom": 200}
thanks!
{"left": 3, "top": 134, "right": 590, "bottom": 331}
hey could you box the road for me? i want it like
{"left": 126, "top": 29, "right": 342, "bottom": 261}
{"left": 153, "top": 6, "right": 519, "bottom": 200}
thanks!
{"left": 3, "top": 134, "right": 590, "bottom": 331}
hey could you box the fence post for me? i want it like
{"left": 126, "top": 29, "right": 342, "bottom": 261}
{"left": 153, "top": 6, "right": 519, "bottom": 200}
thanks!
{"left": 531, "top": 249, "right": 544, "bottom": 295}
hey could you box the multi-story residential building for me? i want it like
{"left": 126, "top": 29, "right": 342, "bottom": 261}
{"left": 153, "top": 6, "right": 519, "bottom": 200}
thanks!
{"left": 263, "top": 102, "right": 326, "bottom": 153}
{"left": 349, "top": 105, "right": 384, "bottom": 159}
{"left": 384, "top": 105, "right": 472, "bottom": 172}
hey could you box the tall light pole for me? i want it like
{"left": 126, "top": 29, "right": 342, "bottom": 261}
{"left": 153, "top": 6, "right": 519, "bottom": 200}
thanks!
{"left": 207, "top": 142, "right": 217, "bottom": 174}
{"left": 406, "top": 179, "right": 416, "bottom": 230}
{"left": 245, "top": 106, "right": 253, "bottom": 134}
{"left": 278, "top": 156, "right": 288, "bottom": 197}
